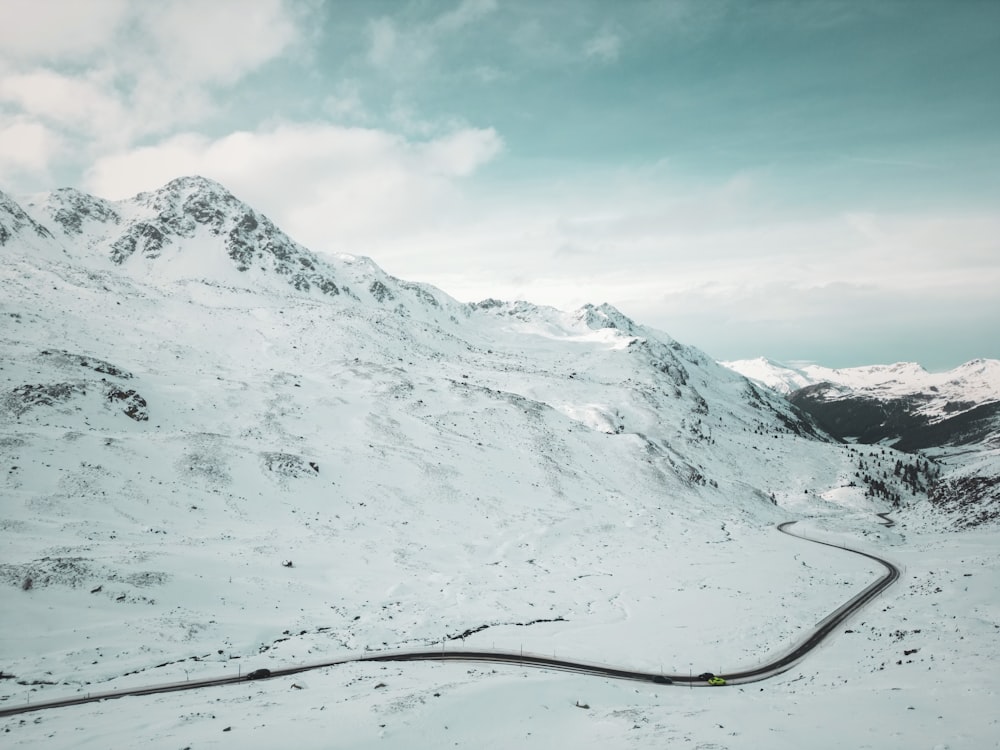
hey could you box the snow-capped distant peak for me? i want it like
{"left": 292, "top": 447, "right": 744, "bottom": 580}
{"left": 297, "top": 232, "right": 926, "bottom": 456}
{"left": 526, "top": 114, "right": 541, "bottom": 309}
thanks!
{"left": 725, "top": 357, "right": 999, "bottom": 399}
{"left": 724, "top": 355, "right": 1000, "bottom": 433}
{"left": 720, "top": 357, "right": 815, "bottom": 394}
{"left": 810, "top": 362, "right": 930, "bottom": 391}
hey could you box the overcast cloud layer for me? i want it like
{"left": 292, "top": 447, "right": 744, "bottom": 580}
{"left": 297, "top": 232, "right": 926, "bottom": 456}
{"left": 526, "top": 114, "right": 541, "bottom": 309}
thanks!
{"left": 1, "top": 0, "right": 998, "bottom": 370}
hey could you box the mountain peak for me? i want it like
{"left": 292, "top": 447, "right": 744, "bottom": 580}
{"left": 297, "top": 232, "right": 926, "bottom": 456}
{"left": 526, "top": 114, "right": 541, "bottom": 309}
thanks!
{"left": 25, "top": 187, "right": 121, "bottom": 237}
{"left": 141, "top": 175, "right": 235, "bottom": 202}
{"left": 163, "top": 174, "right": 229, "bottom": 192}
{"left": 0, "top": 190, "right": 55, "bottom": 247}
{"left": 578, "top": 303, "right": 638, "bottom": 334}
{"left": 129, "top": 175, "right": 243, "bottom": 230}
{"left": 10, "top": 177, "right": 345, "bottom": 299}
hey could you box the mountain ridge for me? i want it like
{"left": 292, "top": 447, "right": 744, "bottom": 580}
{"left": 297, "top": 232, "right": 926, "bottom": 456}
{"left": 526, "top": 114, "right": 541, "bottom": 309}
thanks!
{"left": 0, "top": 175, "right": 992, "bottom": 720}
{"left": 5, "top": 177, "right": 489, "bottom": 331}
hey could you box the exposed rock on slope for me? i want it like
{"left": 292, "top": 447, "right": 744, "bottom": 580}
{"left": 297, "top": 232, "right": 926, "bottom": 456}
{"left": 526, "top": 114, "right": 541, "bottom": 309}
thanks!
{"left": 0, "top": 191, "right": 55, "bottom": 247}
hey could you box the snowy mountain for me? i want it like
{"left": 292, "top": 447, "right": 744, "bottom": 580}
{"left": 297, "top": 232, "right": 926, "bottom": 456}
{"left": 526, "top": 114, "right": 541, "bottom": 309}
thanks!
{"left": 0, "top": 174, "right": 841, "bottom": 674}
{"left": 724, "top": 356, "right": 1000, "bottom": 412}
{"left": 2, "top": 177, "right": 998, "bottom": 749}
{"left": 724, "top": 357, "right": 1000, "bottom": 526}
{"left": 718, "top": 357, "right": 818, "bottom": 395}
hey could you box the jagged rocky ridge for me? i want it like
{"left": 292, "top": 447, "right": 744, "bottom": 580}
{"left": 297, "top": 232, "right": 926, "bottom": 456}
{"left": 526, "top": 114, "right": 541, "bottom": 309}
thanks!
{"left": 19, "top": 177, "right": 341, "bottom": 296}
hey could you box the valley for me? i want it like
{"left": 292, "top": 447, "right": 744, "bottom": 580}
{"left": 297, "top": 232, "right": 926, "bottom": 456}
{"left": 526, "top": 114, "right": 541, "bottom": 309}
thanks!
{"left": 1, "top": 177, "right": 997, "bottom": 749}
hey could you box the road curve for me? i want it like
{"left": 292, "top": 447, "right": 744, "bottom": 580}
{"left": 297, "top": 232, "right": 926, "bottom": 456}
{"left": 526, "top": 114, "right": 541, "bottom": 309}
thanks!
{"left": 0, "top": 518, "right": 899, "bottom": 718}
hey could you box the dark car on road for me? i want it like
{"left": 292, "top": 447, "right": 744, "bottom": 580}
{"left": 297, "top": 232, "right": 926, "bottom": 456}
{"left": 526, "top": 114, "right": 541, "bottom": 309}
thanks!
{"left": 246, "top": 669, "right": 272, "bottom": 680}
{"left": 698, "top": 672, "right": 715, "bottom": 680}
{"left": 652, "top": 675, "right": 672, "bottom": 685}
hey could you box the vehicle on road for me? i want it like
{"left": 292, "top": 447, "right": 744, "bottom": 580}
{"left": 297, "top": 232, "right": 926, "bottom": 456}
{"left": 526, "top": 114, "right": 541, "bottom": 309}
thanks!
{"left": 652, "top": 675, "right": 672, "bottom": 684}
{"left": 708, "top": 676, "right": 727, "bottom": 686}
{"left": 698, "top": 672, "right": 715, "bottom": 680}
{"left": 246, "top": 669, "right": 272, "bottom": 680}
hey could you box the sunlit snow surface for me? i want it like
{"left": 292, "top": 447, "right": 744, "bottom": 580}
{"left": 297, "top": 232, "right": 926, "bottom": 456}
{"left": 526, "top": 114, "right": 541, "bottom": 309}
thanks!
{"left": 1, "top": 180, "right": 997, "bottom": 748}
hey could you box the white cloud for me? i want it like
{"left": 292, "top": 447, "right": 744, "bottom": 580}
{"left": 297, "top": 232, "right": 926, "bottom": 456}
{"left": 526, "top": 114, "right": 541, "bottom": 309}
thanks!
{"left": 0, "top": 117, "right": 63, "bottom": 176}
{"left": 295, "top": 169, "right": 996, "bottom": 364}
{"left": 432, "top": 0, "right": 498, "bottom": 33}
{"left": 418, "top": 128, "right": 503, "bottom": 176}
{"left": 367, "top": 0, "right": 497, "bottom": 72}
{"left": 584, "top": 29, "right": 622, "bottom": 63}
{"left": 0, "top": 69, "right": 126, "bottom": 141}
{"left": 120, "top": 0, "right": 313, "bottom": 132}
{"left": 0, "top": 0, "right": 317, "bottom": 181}
{"left": 323, "top": 81, "right": 368, "bottom": 122}
{"left": 0, "top": 0, "right": 304, "bottom": 82}
{"left": 0, "top": 0, "right": 130, "bottom": 62}
{"left": 83, "top": 122, "right": 503, "bottom": 251}
{"left": 509, "top": 16, "right": 628, "bottom": 68}
{"left": 368, "top": 17, "right": 401, "bottom": 68}
{"left": 137, "top": 0, "right": 306, "bottom": 86}
{"left": 471, "top": 65, "right": 507, "bottom": 83}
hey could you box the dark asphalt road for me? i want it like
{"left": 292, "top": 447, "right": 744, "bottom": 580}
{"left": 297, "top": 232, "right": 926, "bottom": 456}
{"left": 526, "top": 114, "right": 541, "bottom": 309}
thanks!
{"left": 0, "top": 519, "right": 899, "bottom": 718}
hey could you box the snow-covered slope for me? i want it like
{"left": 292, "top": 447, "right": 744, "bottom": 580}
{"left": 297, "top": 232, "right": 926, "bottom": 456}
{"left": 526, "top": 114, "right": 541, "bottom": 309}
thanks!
{"left": 0, "top": 175, "right": 850, "bottom": 677}
{"left": 2, "top": 178, "right": 998, "bottom": 749}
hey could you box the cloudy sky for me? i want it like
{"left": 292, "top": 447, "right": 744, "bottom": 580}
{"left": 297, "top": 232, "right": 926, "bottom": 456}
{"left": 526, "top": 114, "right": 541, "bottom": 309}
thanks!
{"left": 1, "top": 0, "right": 998, "bottom": 370}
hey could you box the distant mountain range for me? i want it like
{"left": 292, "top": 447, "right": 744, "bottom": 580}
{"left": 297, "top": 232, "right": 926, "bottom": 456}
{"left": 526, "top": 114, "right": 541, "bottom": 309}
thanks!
{"left": 724, "top": 357, "right": 1000, "bottom": 526}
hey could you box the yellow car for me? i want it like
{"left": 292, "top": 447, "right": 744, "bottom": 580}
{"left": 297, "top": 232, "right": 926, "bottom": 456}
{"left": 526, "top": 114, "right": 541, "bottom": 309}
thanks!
{"left": 707, "top": 676, "right": 727, "bottom": 686}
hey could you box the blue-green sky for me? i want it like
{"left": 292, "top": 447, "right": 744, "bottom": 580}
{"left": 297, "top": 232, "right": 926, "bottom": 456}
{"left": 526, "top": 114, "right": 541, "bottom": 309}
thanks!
{"left": 2, "top": 0, "right": 998, "bottom": 369}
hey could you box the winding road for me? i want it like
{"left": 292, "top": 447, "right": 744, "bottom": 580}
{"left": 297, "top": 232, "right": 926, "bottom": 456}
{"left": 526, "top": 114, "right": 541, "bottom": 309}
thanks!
{"left": 0, "top": 518, "right": 899, "bottom": 718}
